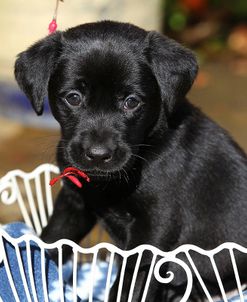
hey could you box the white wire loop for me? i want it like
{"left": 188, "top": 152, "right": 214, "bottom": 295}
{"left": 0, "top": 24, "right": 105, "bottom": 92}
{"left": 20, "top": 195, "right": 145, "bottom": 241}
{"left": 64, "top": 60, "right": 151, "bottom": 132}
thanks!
{"left": 0, "top": 179, "right": 18, "bottom": 205}
{"left": 153, "top": 257, "right": 193, "bottom": 302}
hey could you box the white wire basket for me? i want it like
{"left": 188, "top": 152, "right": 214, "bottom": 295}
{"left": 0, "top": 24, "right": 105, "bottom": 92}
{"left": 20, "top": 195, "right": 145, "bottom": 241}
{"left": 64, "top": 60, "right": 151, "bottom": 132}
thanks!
{"left": 0, "top": 163, "right": 247, "bottom": 302}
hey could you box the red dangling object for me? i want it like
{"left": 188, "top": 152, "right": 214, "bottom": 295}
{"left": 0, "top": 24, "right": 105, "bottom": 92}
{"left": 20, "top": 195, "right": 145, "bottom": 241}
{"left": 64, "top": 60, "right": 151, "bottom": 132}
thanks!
{"left": 48, "top": 0, "right": 63, "bottom": 34}
{"left": 50, "top": 167, "right": 90, "bottom": 188}
{"left": 48, "top": 19, "right": 57, "bottom": 34}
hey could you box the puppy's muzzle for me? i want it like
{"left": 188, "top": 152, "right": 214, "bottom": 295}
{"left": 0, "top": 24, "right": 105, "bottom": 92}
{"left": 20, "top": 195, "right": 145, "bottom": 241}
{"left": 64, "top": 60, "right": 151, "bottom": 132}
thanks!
{"left": 85, "top": 144, "right": 114, "bottom": 164}
{"left": 68, "top": 124, "right": 130, "bottom": 171}
{"left": 79, "top": 128, "right": 121, "bottom": 169}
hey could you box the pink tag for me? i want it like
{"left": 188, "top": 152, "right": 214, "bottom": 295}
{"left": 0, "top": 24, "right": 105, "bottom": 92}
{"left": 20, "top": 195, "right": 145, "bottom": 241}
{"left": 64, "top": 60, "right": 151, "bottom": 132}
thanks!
{"left": 48, "top": 19, "right": 57, "bottom": 34}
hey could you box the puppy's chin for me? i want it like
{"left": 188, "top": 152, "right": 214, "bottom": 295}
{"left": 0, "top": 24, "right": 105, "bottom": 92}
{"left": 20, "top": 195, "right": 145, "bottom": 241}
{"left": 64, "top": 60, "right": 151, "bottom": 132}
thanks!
{"left": 66, "top": 157, "right": 136, "bottom": 183}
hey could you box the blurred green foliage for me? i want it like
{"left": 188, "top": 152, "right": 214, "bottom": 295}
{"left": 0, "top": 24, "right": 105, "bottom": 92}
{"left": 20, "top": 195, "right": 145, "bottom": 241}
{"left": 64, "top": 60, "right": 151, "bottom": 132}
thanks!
{"left": 164, "top": 0, "right": 247, "bottom": 33}
{"left": 162, "top": 0, "right": 247, "bottom": 60}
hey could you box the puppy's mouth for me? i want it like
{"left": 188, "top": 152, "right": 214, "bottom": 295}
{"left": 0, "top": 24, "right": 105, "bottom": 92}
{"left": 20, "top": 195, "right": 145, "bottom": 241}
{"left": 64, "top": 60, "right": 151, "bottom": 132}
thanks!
{"left": 59, "top": 140, "right": 141, "bottom": 182}
{"left": 85, "top": 169, "right": 120, "bottom": 180}
{"left": 58, "top": 165, "right": 128, "bottom": 184}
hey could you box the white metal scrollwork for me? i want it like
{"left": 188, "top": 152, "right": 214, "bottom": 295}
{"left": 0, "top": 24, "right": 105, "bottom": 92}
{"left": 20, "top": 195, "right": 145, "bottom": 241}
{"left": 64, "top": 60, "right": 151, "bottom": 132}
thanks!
{"left": 0, "top": 164, "right": 247, "bottom": 302}
{"left": 0, "top": 164, "right": 59, "bottom": 234}
{"left": 154, "top": 257, "right": 193, "bottom": 302}
{"left": 0, "top": 177, "right": 18, "bottom": 205}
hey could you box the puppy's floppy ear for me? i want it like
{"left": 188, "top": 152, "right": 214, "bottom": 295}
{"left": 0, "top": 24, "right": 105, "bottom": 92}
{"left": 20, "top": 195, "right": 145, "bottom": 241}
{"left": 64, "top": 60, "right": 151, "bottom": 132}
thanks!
{"left": 14, "top": 32, "right": 62, "bottom": 115}
{"left": 146, "top": 31, "right": 198, "bottom": 113}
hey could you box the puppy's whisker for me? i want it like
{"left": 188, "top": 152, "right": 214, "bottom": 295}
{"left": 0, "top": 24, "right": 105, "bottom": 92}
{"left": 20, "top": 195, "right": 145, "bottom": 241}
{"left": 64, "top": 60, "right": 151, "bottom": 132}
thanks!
{"left": 107, "top": 171, "right": 111, "bottom": 183}
{"left": 121, "top": 168, "right": 129, "bottom": 184}
{"left": 131, "top": 144, "right": 164, "bottom": 159}
{"left": 33, "top": 134, "right": 60, "bottom": 139}
{"left": 131, "top": 145, "right": 163, "bottom": 161}
{"left": 55, "top": 146, "right": 66, "bottom": 150}
{"left": 142, "top": 150, "right": 164, "bottom": 162}
{"left": 131, "top": 153, "right": 149, "bottom": 166}
{"left": 117, "top": 170, "right": 122, "bottom": 183}
{"left": 41, "top": 145, "right": 59, "bottom": 152}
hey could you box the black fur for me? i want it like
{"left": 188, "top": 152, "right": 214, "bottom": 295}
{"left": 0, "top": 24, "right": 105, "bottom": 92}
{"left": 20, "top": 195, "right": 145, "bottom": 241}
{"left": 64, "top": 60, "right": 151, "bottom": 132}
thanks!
{"left": 15, "top": 21, "right": 247, "bottom": 301}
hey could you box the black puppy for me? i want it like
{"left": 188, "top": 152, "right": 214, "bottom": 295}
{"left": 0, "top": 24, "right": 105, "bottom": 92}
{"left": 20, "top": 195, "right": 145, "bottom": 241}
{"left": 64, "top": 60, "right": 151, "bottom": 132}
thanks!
{"left": 15, "top": 21, "right": 247, "bottom": 301}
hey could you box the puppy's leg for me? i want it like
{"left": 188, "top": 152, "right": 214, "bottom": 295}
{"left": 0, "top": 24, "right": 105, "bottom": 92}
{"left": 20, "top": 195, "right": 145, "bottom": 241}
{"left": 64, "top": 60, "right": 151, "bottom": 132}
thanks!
{"left": 41, "top": 186, "right": 96, "bottom": 261}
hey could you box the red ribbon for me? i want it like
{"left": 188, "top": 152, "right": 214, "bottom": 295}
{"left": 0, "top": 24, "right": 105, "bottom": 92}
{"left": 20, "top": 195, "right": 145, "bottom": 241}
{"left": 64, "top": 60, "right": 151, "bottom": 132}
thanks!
{"left": 50, "top": 167, "right": 90, "bottom": 188}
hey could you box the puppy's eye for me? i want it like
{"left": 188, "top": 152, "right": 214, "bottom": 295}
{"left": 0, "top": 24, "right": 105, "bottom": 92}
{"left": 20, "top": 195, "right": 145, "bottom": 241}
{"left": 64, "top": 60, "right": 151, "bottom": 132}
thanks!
{"left": 123, "top": 96, "right": 140, "bottom": 111}
{"left": 65, "top": 91, "right": 82, "bottom": 106}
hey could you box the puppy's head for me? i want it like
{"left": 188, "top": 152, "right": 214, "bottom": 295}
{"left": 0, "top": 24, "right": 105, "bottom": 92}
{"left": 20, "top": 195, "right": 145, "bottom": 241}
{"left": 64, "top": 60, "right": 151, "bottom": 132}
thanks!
{"left": 15, "top": 21, "right": 198, "bottom": 177}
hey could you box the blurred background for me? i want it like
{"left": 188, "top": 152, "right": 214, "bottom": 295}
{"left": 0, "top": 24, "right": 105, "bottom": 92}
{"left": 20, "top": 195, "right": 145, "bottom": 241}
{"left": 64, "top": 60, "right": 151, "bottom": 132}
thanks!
{"left": 0, "top": 0, "right": 246, "bottom": 174}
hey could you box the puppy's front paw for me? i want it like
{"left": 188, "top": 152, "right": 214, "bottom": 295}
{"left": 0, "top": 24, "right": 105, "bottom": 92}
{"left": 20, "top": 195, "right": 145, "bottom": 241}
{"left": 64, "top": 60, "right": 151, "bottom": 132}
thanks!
{"left": 41, "top": 227, "right": 73, "bottom": 264}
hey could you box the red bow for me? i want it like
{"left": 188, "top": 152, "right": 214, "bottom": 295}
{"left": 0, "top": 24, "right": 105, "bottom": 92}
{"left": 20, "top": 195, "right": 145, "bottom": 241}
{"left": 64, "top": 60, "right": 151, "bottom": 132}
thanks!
{"left": 49, "top": 167, "right": 90, "bottom": 188}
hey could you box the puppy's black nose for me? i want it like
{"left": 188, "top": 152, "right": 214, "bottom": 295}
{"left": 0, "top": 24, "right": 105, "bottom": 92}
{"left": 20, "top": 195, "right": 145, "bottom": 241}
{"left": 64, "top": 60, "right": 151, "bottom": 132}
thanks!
{"left": 85, "top": 145, "right": 113, "bottom": 163}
